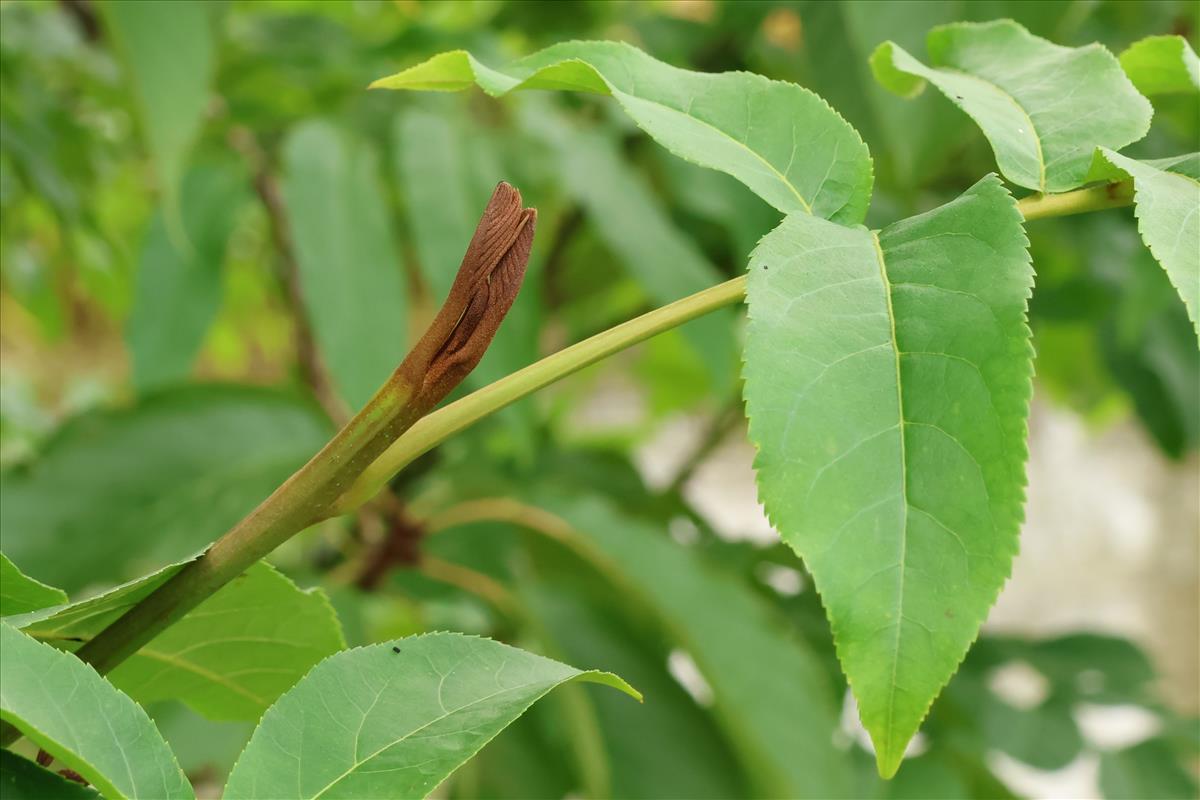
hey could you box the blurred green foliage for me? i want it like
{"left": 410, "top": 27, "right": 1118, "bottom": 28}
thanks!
{"left": 1, "top": 1, "right": 1197, "bottom": 797}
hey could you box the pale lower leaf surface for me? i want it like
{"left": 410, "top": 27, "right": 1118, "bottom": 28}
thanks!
{"left": 871, "top": 20, "right": 1152, "bottom": 192}
{"left": 743, "top": 175, "right": 1033, "bottom": 777}
{"left": 372, "top": 41, "right": 873, "bottom": 224}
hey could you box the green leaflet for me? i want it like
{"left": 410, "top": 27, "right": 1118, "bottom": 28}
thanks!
{"left": 0, "top": 385, "right": 331, "bottom": 592}
{"left": 870, "top": 20, "right": 1152, "bottom": 193}
{"left": 1119, "top": 35, "right": 1200, "bottom": 95}
{"left": 512, "top": 494, "right": 854, "bottom": 798}
{"left": 126, "top": 163, "right": 248, "bottom": 390}
{"left": 281, "top": 120, "right": 408, "bottom": 410}
{"left": 0, "top": 749, "right": 100, "bottom": 799}
{"left": 743, "top": 175, "right": 1033, "bottom": 777}
{"left": 371, "top": 41, "right": 873, "bottom": 224}
{"left": 222, "top": 633, "right": 639, "bottom": 799}
{"left": 1088, "top": 149, "right": 1200, "bottom": 341}
{"left": 0, "top": 624, "right": 193, "bottom": 799}
{"left": 0, "top": 552, "right": 66, "bottom": 617}
{"left": 16, "top": 560, "right": 343, "bottom": 722}
{"left": 101, "top": 0, "right": 213, "bottom": 217}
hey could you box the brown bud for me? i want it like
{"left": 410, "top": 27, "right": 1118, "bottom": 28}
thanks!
{"left": 397, "top": 182, "right": 535, "bottom": 411}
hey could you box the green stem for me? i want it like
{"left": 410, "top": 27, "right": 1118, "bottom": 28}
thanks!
{"left": 330, "top": 275, "right": 747, "bottom": 514}
{"left": 0, "top": 180, "right": 1132, "bottom": 753}
{"left": 74, "top": 381, "right": 425, "bottom": 677}
{"left": 332, "top": 177, "right": 1134, "bottom": 515}
{"left": 1018, "top": 180, "right": 1133, "bottom": 221}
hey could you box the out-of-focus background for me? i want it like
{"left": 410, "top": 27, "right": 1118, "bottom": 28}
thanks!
{"left": 1, "top": 1, "right": 1197, "bottom": 798}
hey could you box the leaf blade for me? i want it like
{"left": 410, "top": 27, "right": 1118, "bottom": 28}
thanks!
{"left": 743, "top": 175, "right": 1034, "bottom": 776}
{"left": 101, "top": 0, "right": 213, "bottom": 214}
{"left": 18, "top": 561, "right": 345, "bottom": 721}
{"left": 1090, "top": 149, "right": 1200, "bottom": 340}
{"left": 0, "top": 748, "right": 100, "bottom": 799}
{"left": 0, "top": 386, "right": 332, "bottom": 593}
{"left": 221, "top": 633, "right": 637, "bottom": 799}
{"left": 125, "top": 163, "right": 247, "bottom": 390}
{"left": 281, "top": 121, "right": 408, "bottom": 410}
{"left": 871, "top": 20, "right": 1152, "bottom": 192}
{"left": 372, "top": 41, "right": 873, "bottom": 224}
{"left": 0, "top": 624, "right": 193, "bottom": 800}
{"left": 0, "top": 552, "right": 67, "bottom": 617}
{"left": 516, "top": 494, "right": 855, "bottom": 798}
{"left": 1119, "top": 35, "right": 1200, "bottom": 95}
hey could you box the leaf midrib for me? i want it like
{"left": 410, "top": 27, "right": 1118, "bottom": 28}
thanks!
{"left": 310, "top": 677, "right": 557, "bottom": 799}
{"left": 869, "top": 230, "right": 909, "bottom": 765}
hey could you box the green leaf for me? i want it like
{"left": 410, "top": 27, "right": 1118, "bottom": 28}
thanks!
{"left": 0, "top": 552, "right": 67, "bottom": 617}
{"left": 0, "top": 750, "right": 100, "bottom": 799}
{"left": 1100, "top": 738, "right": 1199, "bottom": 800}
{"left": 101, "top": 0, "right": 214, "bottom": 213}
{"left": 222, "top": 633, "right": 638, "bottom": 799}
{"left": 17, "top": 561, "right": 343, "bottom": 721}
{"left": 372, "top": 41, "right": 874, "bottom": 224}
{"left": 0, "top": 624, "right": 193, "bottom": 799}
{"left": 0, "top": 386, "right": 332, "bottom": 592}
{"left": 522, "top": 494, "right": 854, "bottom": 798}
{"left": 743, "top": 175, "right": 1033, "bottom": 777}
{"left": 1119, "top": 35, "right": 1200, "bottom": 95}
{"left": 870, "top": 20, "right": 1152, "bottom": 192}
{"left": 126, "top": 163, "right": 248, "bottom": 390}
{"left": 1088, "top": 149, "right": 1199, "bottom": 340}
{"left": 281, "top": 120, "right": 408, "bottom": 410}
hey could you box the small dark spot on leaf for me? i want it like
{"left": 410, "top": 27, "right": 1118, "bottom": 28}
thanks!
{"left": 954, "top": 95, "right": 963, "bottom": 100}
{"left": 392, "top": 646, "right": 402, "bottom": 654}
{"left": 763, "top": 265, "right": 769, "bottom": 270}
{"left": 944, "top": 609, "right": 955, "bottom": 619}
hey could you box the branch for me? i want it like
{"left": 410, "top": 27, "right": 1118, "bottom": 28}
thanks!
{"left": 1018, "top": 180, "right": 1134, "bottom": 221}
{"left": 332, "top": 179, "right": 1136, "bottom": 514}
{"left": 0, "top": 177, "right": 1127, "bottom": 748}
{"left": 62, "top": 183, "right": 537, "bottom": 680}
